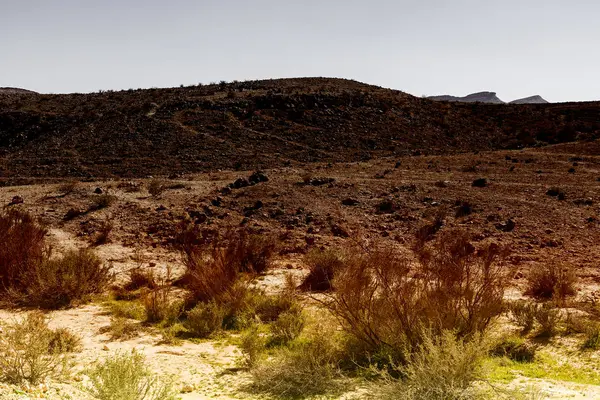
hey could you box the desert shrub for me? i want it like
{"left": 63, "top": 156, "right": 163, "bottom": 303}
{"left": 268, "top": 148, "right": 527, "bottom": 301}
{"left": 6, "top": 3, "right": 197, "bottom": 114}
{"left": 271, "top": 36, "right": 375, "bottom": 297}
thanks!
{"left": 526, "top": 262, "right": 577, "bottom": 300}
{"left": 0, "top": 209, "right": 47, "bottom": 293}
{"left": 239, "top": 326, "right": 267, "bottom": 368}
{"left": 106, "top": 300, "right": 147, "bottom": 320}
{"left": 49, "top": 328, "right": 83, "bottom": 354}
{"left": 58, "top": 180, "right": 78, "bottom": 195}
{"left": 375, "top": 331, "right": 488, "bottom": 400}
{"left": 413, "top": 209, "right": 446, "bottom": 247}
{"left": 299, "top": 248, "right": 344, "bottom": 292}
{"left": 251, "top": 290, "right": 296, "bottom": 322}
{"left": 148, "top": 179, "right": 167, "bottom": 197}
{"left": 125, "top": 268, "right": 158, "bottom": 291}
{"left": 142, "top": 288, "right": 182, "bottom": 326}
{"left": 0, "top": 313, "right": 73, "bottom": 384}
{"left": 490, "top": 336, "right": 536, "bottom": 362}
{"left": 323, "top": 230, "right": 509, "bottom": 367}
{"left": 104, "top": 317, "right": 142, "bottom": 341}
{"left": 564, "top": 312, "right": 589, "bottom": 335}
{"left": 508, "top": 301, "right": 537, "bottom": 334}
{"left": 270, "top": 306, "right": 306, "bottom": 346}
{"left": 533, "top": 304, "right": 561, "bottom": 337}
{"left": 84, "top": 350, "right": 177, "bottom": 400}
{"left": 8, "top": 248, "right": 112, "bottom": 309}
{"left": 94, "top": 220, "right": 114, "bottom": 245}
{"left": 249, "top": 324, "right": 342, "bottom": 398}
{"left": 181, "top": 228, "right": 275, "bottom": 303}
{"left": 183, "top": 301, "right": 226, "bottom": 338}
{"left": 582, "top": 324, "right": 600, "bottom": 350}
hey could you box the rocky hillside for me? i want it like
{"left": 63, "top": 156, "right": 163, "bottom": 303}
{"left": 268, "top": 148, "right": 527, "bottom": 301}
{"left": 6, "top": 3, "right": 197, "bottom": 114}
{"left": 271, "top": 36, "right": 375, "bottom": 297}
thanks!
{"left": 0, "top": 77, "right": 599, "bottom": 180}
{"left": 0, "top": 87, "right": 37, "bottom": 95}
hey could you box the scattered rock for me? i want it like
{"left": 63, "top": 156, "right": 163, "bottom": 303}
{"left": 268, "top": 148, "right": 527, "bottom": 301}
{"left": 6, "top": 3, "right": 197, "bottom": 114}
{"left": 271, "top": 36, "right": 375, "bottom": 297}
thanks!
{"left": 309, "top": 177, "right": 335, "bottom": 186}
{"left": 94, "top": 187, "right": 103, "bottom": 194}
{"left": 341, "top": 198, "right": 359, "bottom": 206}
{"left": 231, "top": 178, "right": 250, "bottom": 189}
{"left": 64, "top": 208, "right": 81, "bottom": 221}
{"left": 249, "top": 171, "right": 269, "bottom": 185}
{"left": 472, "top": 178, "right": 487, "bottom": 188}
{"left": 376, "top": 199, "right": 399, "bottom": 214}
{"left": 496, "top": 219, "right": 516, "bottom": 232}
{"left": 9, "top": 195, "right": 23, "bottom": 205}
{"left": 331, "top": 224, "right": 350, "bottom": 238}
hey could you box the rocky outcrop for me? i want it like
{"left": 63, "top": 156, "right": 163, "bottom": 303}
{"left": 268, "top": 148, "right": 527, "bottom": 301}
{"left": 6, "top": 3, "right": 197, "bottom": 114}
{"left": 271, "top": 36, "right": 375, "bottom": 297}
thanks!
{"left": 509, "top": 95, "right": 549, "bottom": 104}
{"left": 428, "top": 92, "right": 504, "bottom": 104}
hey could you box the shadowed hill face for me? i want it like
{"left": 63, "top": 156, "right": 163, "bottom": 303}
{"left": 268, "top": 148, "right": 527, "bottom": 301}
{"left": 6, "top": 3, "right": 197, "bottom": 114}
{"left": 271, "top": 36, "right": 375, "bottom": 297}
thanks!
{"left": 0, "top": 77, "right": 599, "bottom": 180}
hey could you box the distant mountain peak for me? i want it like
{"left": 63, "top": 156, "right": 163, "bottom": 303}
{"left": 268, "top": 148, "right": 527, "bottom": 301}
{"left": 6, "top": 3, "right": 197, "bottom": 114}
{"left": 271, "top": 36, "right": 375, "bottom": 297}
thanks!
{"left": 427, "top": 91, "right": 504, "bottom": 104}
{"left": 509, "top": 95, "right": 549, "bottom": 104}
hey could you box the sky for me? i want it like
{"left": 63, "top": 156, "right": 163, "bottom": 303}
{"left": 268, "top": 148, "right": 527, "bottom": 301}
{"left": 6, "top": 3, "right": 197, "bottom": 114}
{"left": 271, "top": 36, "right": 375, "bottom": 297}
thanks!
{"left": 1, "top": 0, "right": 599, "bottom": 102}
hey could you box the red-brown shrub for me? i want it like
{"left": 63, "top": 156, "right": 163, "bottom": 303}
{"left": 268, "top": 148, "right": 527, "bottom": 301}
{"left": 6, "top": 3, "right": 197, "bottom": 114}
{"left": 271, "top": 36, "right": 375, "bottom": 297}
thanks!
{"left": 0, "top": 209, "right": 48, "bottom": 290}
{"left": 322, "top": 230, "right": 510, "bottom": 364}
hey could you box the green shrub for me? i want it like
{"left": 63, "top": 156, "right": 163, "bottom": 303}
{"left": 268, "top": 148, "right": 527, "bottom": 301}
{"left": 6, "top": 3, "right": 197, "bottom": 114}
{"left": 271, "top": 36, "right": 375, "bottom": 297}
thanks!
{"left": 582, "top": 324, "right": 600, "bottom": 350}
{"left": 184, "top": 301, "right": 226, "bottom": 338}
{"left": 534, "top": 304, "right": 561, "bottom": 337}
{"left": 104, "top": 317, "right": 142, "bottom": 341}
{"left": 508, "top": 301, "right": 537, "bottom": 334}
{"left": 249, "top": 324, "right": 342, "bottom": 398}
{"left": 270, "top": 306, "right": 306, "bottom": 346}
{"left": 0, "top": 312, "right": 73, "bottom": 384}
{"left": 239, "top": 326, "right": 267, "bottom": 368}
{"left": 84, "top": 351, "right": 177, "bottom": 400}
{"left": 490, "top": 336, "right": 536, "bottom": 362}
{"left": 376, "top": 330, "right": 488, "bottom": 400}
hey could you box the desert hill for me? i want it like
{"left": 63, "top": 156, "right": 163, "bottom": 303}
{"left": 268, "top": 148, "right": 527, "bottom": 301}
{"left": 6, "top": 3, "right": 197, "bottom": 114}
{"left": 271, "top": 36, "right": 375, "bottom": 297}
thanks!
{"left": 0, "top": 77, "right": 599, "bottom": 180}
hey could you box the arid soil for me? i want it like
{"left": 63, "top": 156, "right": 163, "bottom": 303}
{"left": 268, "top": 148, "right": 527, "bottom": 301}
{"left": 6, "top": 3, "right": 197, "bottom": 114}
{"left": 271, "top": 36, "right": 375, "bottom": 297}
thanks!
{"left": 2, "top": 141, "right": 600, "bottom": 398}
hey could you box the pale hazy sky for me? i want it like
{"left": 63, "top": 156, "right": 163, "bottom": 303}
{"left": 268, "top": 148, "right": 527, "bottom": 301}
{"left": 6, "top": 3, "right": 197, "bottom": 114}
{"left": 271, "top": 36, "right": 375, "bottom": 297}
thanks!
{"left": 1, "top": 0, "right": 599, "bottom": 102}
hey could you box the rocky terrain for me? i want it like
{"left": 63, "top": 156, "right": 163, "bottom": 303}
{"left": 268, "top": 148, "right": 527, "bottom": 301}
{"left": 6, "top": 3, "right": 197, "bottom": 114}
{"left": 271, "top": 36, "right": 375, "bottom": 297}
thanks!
{"left": 0, "top": 78, "right": 597, "bottom": 182}
{"left": 2, "top": 78, "right": 600, "bottom": 399}
{"left": 510, "top": 95, "right": 549, "bottom": 104}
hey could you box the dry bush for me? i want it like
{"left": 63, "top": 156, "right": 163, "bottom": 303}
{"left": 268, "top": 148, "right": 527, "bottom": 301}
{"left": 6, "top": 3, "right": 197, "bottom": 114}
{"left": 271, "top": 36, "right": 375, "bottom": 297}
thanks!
{"left": 125, "top": 268, "right": 158, "bottom": 291}
{"left": 58, "top": 180, "right": 78, "bottom": 195}
{"left": 0, "top": 209, "right": 47, "bottom": 292}
{"left": 0, "top": 313, "right": 73, "bottom": 384}
{"left": 84, "top": 350, "right": 177, "bottom": 400}
{"left": 375, "top": 331, "right": 488, "bottom": 400}
{"left": 508, "top": 301, "right": 537, "bottom": 334}
{"left": 299, "top": 249, "right": 344, "bottom": 292}
{"left": 526, "top": 262, "right": 577, "bottom": 300}
{"left": 5, "top": 248, "right": 112, "bottom": 309}
{"left": 148, "top": 178, "right": 166, "bottom": 197}
{"left": 323, "top": 230, "right": 509, "bottom": 366}
{"left": 142, "top": 289, "right": 182, "bottom": 326}
{"left": 49, "top": 328, "right": 83, "bottom": 354}
{"left": 533, "top": 304, "right": 561, "bottom": 337}
{"left": 181, "top": 228, "right": 275, "bottom": 303}
{"left": 94, "top": 219, "right": 114, "bottom": 246}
